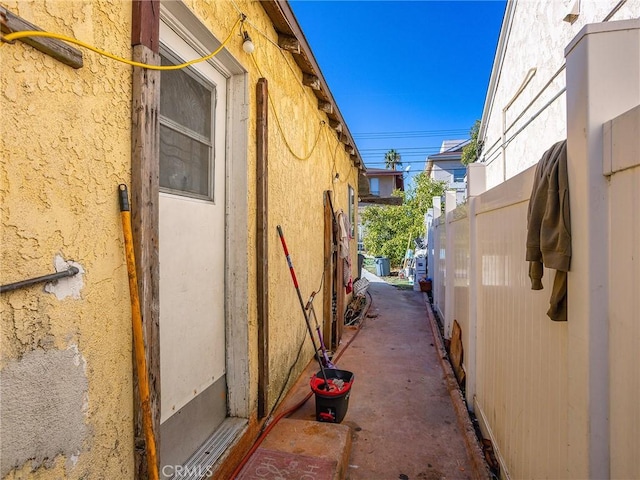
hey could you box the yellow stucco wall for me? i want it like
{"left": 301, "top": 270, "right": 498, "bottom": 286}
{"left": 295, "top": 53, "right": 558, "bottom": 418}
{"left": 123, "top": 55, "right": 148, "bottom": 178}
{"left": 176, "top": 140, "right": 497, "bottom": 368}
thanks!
{"left": 0, "top": 1, "right": 135, "bottom": 478}
{"left": 1, "top": 0, "right": 359, "bottom": 477}
{"left": 184, "top": 0, "right": 359, "bottom": 412}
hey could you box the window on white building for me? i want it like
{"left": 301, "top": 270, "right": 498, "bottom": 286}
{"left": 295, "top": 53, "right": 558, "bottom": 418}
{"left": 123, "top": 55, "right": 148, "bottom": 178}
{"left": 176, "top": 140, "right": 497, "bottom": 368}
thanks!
{"left": 453, "top": 169, "right": 466, "bottom": 182}
{"left": 369, "top": 178, "right": 380, "bottom": 196}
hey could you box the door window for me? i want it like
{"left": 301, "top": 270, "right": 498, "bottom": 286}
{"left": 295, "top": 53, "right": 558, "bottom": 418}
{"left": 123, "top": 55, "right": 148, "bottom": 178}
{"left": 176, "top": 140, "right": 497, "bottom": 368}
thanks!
{"left": 159, "top": 52, "right": 215, "bottom": 200}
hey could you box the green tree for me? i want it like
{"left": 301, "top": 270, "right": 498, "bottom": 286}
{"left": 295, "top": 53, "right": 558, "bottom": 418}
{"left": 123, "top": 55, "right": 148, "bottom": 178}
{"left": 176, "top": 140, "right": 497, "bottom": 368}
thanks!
{"left": 384, "top": 149, "right": 402, "bottom": 170}
{"left": 361, "top": 172, "right": 446, "bottom": 267}
{"left": 461, "top": 119, "right": 481, "bottom": 166}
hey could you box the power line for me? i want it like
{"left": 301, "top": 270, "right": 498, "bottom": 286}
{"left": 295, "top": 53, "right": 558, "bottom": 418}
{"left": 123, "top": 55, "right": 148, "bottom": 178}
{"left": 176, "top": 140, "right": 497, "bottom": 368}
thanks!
{"left": 364, "top": 159, "right": 435, "bottom": 166}
{"left": 361, "top": 152, "right": 442, "bottom": 159}
{"left": 355, "top": 134, "right": 468, "bottom": 140}
{"left": 353, "top": 129, "right": 469, "bottom": 139}
{"left": 358, "top": 145, "right": 445, "bottom": 152}
{"left": 353, "top": 128, "right": 469, "bottom": 135}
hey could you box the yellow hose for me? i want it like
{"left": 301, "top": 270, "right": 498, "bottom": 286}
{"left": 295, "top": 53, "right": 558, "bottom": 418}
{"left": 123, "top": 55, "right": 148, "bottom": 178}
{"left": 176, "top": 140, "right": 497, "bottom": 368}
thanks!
{"left": 118, "top": 184, "right": 159, "bottom": 480}
{"left": 1, "top": 17, "right": 242, "bottom": 70}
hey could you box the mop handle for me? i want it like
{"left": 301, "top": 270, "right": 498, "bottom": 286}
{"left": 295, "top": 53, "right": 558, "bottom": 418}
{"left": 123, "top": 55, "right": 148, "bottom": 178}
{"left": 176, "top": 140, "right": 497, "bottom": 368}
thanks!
{"left": 276, "top": 225, "right": 330, "bottom": 387}
{"left": 277, "top": 225, "right": 299, "bottom": 288}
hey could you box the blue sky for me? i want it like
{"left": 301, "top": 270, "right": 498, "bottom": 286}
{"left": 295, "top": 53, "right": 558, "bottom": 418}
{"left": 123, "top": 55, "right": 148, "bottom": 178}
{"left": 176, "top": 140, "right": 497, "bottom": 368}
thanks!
{"left": 289, "top": 1, "right": 507, "bottom": 184}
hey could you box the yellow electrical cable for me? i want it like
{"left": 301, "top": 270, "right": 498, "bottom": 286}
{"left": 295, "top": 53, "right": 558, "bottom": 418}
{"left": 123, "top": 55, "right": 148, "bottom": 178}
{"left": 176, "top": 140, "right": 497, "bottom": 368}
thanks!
{"left": 241, "top": 11, "right": 360, "bottom": 169}
{"left": 0, "top": 17, "right": 242, "bottom": 70}
{"left": 270, "top": 92, "right": 325, "bottom": 161}
{"left": 325, "top": 125, "right": 357, "bottom": 188}
{"left": 326, "top": 126, "right": 341, "bottom": 178}
{"left": 250, "top": 21, "right": 335, "bottom": 124}
{"left": 326, "top": 126, "right": 356, "bottom": 200}
{"left": 327, "top": 127, "right": 341, "bottom": 198}
{"left": 250, "top": 52, "right": 325, "bottom": 161}
{"left": 271, "top": 103, "right": 324, "bottom": 161}
{"left": 2, "top": 10, "right": 354, "bottom": 168}
{"left": 237, "top": 14, "right": 340, "bottom": 152}
{"left": 244, "top": 20, "right": 310, "bottom": 98}
{"left": 339, "top": 159, "right": 357, "bottom": 185}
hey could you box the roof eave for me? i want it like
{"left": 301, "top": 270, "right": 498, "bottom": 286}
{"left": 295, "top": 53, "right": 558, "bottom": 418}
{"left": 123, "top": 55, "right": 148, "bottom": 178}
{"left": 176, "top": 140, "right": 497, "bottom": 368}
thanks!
{"left": 260, "top": 1, "right": 364, "bottom": 170}
{"left": 478, "top": 0, "right": 516, "bottom": 146}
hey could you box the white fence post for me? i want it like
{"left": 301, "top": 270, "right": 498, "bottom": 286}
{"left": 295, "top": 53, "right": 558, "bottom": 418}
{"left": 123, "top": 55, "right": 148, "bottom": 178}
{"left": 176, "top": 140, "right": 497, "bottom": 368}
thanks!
{"left": 432, "top": 196, "right": 441, "bottom": 221}
{"left": 565, "top": 19, "right": 640, "bottom": 479}
{"left": 465, "top": 163, "right": 487, "bottom": 410}
{"left": 431, "top": 196, "right": 442, "bottom": 315}
{"left": 444, "top": 190, "right": 456, "bottom": 339}
{"left": 425, "top": 208, "right": 434, "bottom": 285}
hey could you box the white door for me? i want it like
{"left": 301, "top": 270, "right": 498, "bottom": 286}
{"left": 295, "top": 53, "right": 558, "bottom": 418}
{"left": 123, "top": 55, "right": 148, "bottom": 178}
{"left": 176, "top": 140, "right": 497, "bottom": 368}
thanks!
{"left": 158, "top": 22, "right": 228, "bottom": 470}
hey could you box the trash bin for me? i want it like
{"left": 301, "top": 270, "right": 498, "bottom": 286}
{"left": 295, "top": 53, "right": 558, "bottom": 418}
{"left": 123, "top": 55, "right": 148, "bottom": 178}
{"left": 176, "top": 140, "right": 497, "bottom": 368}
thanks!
{"left": 357, "top": 253, "right": 364, "bottom": 279}
{"left": 374, "top": 256, "right": 390, "bottom": 276}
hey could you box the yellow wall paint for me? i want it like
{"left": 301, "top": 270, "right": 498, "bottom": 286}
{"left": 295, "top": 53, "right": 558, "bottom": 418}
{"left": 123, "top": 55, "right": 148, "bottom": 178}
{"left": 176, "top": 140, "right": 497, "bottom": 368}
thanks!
{"left": 1, "top": 1, "right": 135, "bottom": 478}
{"left": 184, "top": 0, "right": 360, "bottom": 411}
{"left": 1, "top": 0, "right": 360, "bottom": 476}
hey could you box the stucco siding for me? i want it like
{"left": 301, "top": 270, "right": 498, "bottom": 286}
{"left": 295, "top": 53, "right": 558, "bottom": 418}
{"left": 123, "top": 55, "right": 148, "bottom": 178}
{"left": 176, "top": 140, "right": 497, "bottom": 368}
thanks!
{"left": 480, "top": 0, "right": 640, "bottom": 189}
{"left": 1, "top": 1, "right": 360, "bottom": 476}
{"left": 1, "top": 1, "right": 135, "bottom": 478}
{"left": 187, "top": 0, "right": 359, "bottom": 411}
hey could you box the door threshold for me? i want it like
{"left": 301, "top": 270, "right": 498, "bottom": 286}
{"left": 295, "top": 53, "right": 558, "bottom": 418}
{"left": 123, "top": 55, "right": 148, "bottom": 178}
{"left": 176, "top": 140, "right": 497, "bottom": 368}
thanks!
{"left": 170, "top": 417, "right": 247, "bottom": 479}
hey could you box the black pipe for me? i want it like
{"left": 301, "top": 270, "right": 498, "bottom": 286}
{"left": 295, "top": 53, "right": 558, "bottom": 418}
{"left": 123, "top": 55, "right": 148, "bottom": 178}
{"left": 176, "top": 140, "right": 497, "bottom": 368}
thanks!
{"left": 0, "top": 266, "right": 80, "bottom": 293}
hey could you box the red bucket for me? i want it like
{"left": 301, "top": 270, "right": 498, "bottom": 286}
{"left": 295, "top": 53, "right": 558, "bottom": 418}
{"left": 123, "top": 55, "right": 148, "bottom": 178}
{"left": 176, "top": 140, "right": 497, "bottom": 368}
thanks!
{"left": 310, "top": 368, "right": 354, "bottom": 423}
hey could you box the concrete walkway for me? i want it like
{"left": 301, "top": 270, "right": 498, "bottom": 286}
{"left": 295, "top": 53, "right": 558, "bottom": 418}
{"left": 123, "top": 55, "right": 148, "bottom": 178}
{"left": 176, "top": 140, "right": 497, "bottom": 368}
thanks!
{"left": 238, "top": 270, "right": 490, "bottom": 480}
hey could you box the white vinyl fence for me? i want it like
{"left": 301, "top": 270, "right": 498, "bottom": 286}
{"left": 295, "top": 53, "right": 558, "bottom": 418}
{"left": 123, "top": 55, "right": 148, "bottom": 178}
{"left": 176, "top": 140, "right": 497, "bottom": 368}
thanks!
{"left": 428, "top": 20, "right": 640, "bottom": 479}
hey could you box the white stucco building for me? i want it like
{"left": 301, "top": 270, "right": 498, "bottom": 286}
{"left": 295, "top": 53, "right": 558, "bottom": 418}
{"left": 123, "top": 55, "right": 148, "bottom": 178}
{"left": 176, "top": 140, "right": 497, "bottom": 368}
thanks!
{"left": 478, "top": 0, "right": 640, "bottom": 189}
{"left": 425, "top": 139, "right": 469, "bottom": 204}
